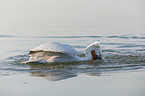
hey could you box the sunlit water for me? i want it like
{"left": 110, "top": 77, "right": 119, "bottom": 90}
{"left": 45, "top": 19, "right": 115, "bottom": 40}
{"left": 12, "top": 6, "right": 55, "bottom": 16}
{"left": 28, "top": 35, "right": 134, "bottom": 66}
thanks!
{"left": 0, "top": 34, "right": 145, "bottom": 81}
{"left": 0, "top": 0, "right": 145, "bottom": 95}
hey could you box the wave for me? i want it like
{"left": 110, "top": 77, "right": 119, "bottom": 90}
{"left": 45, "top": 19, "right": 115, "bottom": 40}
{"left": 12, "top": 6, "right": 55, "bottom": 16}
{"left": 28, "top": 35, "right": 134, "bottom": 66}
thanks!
{"left": 34, "top": 36, "right": 103, "bottom": 38}
{"left": 33, "top": 35, "right": 145, "bottom": 39}
{"left": 107, "top": 35, "right": 145, "bottom": 39}
{"left": 0, "top": 34, "right": 16, "bottom": 37}
{"left": 1, "top": 34, "right": 145, "bottom": 40}
{"left": 0, "top": 33, "right": 145, "bottom": 80}
{"left": 0, "top": 53, "right": 145, "bottom": 81}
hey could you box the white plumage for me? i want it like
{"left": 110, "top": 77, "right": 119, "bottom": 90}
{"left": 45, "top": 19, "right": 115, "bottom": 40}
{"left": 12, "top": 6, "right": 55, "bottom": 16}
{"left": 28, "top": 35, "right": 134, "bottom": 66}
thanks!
{"left": 30, "top": 42, "right": 77, "bottom": 55}
{"left": 27, "top": 41, "right": 103, "bottom": 63}
{"left": 85, "top": 41, "right": 102, "bottom": 60}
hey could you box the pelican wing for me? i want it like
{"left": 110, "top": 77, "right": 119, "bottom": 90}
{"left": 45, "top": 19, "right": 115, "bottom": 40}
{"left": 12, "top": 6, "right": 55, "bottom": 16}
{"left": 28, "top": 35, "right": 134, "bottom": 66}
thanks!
{"left": 29, "top": 42, "right": 77, "bottom": 55}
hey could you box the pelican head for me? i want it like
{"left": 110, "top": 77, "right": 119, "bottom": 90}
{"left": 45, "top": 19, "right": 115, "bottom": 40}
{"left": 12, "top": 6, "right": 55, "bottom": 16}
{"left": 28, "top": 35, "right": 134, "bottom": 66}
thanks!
{"left": 85, "top": 41, "right": 102, "bottom": 60}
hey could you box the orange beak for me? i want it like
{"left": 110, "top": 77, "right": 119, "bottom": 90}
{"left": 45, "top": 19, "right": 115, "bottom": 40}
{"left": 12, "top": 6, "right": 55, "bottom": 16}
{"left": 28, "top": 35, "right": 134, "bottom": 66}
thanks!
{"left": 91, "top": 50, "right": 97, "bottom": 60}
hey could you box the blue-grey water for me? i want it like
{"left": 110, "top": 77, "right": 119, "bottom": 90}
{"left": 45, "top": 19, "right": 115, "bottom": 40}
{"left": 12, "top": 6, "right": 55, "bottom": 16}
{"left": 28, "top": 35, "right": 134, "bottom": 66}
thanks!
{"left": 0, "top": 0, "right": 145, "bottom": 96}
{"left": 0, "top": 34, "right": 145, "bottom": 79}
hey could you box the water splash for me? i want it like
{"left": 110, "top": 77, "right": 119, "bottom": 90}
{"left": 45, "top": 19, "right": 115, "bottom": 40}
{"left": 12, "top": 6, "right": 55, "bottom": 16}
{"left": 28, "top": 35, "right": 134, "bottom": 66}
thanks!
{"left": 0, "top": 34, "right": 145, "bottom": 81}
{"left": 0, "top": 53, "right": 145, "bottom": 81}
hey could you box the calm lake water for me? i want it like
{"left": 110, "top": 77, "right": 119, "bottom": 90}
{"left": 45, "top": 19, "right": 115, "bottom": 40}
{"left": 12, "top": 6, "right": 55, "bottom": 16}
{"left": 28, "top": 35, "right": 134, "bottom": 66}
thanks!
{"left": 0, "top": 0, "right": 145, "bottom": 96}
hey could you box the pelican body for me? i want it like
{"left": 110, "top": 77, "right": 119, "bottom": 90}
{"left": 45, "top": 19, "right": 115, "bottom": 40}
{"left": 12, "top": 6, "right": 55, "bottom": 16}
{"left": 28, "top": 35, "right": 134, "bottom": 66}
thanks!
{"left": 28, "top": 41, "right": 102, "bottom": 63}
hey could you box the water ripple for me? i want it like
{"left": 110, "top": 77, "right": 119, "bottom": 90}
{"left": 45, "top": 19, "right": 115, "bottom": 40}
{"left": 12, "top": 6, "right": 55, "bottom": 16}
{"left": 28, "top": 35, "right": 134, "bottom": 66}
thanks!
{"left": 0, "top": 53, "right": 145, "bottom": 81}
{"left": 35, "top": 36, "right": 103, "bottom": 38}
{"left": 0, "top": 34, "right": 16, "bottom": 37}
{"left": 0, "top": 34, "right": 145, "bottom": 81}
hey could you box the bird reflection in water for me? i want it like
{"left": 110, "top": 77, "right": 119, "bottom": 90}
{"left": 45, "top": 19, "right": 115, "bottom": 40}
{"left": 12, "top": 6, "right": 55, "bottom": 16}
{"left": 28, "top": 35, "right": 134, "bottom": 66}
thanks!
{"left": 28, "top": 61, "right": 103, "bottom": 81}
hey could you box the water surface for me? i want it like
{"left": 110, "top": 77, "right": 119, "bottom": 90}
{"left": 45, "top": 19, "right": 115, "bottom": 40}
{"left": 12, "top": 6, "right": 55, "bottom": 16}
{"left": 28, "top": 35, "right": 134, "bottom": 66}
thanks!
{"left": 0, "top": 0, "right": 145, "bottom": 96}
{"left": 0, "top": 34, "right": 145, "bottom": 81}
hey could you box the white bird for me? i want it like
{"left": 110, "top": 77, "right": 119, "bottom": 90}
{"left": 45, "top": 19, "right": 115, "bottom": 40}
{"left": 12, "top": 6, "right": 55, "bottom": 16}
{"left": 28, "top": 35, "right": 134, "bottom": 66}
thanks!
{"left": 27, "top": 41, "right": 103, "bottom": 63}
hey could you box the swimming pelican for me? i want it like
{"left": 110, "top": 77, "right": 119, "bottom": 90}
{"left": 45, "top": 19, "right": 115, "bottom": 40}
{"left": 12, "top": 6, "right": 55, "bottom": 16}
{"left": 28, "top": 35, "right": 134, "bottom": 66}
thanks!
{"left": 27, "top": 41, "right": 103, "bottom": 63}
